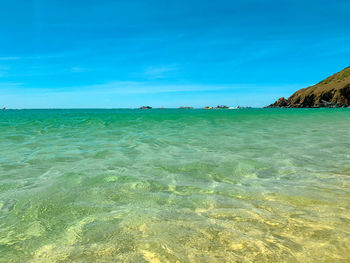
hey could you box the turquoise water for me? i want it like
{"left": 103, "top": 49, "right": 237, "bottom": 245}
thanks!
{"left": 0, "top": 109, "right": 349, "bottom": 262}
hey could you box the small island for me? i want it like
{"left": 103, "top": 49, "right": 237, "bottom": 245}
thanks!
{"left": 268, "top": 67, "right": 350, "bottom": 108}
{"left": 178, "top": 106, "right": 193, "bottom": 109}
{"left": 139, "top": 106, "right": 152, "bottom": 109}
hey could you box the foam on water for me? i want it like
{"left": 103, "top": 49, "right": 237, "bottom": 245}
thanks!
{"left": 0, "top": 109, "right": 349, "bottom": 262}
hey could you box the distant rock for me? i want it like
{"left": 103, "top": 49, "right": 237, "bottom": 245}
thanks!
{"left": 215, "top": 105, "right": 229, "bottom": 109}
{"left": 268, "top": 97, "right": 288, "bottom": 107}
{"left": 178, "top": 106, "right": 193, "bottom": 109}
{"left": 268, "top": 67, "right": 350, "bottom": 108}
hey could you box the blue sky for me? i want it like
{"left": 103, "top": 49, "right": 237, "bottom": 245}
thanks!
{"left": 0, "top": 0, "right": 349, "bottom": 108}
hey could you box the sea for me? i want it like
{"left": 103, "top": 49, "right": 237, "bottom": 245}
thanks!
{"left": 0, "top": 108, "right": 349, "bottom": 262}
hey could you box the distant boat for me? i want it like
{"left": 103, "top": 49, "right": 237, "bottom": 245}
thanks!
{"left": 204, "top": 106, "right": 212, "bottom": 109}
{"left": 2, "top": 107, "right": 6, "bottom": 110}
{"left": 178, "top": 106, "right": 193, "bottom": 109}
{"left": 139, "top": 106, "right": 152, "bottom": 109}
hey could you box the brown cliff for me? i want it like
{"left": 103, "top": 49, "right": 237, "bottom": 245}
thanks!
{"left": 268, "top": 67, "right": 350, "bottom": 108}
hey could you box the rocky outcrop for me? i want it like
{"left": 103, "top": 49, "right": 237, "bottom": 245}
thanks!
{"left": 268, "top": 67, "right": 350, "bottom": 108}
{"left": 268, "top": 97, "right": 288, "bottom": 107}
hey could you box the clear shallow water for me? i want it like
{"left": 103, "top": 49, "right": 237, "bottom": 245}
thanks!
{"left": 0, "top": 109, "right": 349, "bottom": 263}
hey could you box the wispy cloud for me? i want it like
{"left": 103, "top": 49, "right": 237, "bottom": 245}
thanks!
{"left": 0, "top": 82, "right": 23, "bottom": 89}
{"left": 70, "top": 66, "right": 88, "bottom": 73}
{"left": 0, "top": 57, "right": 21, "bottom": 61}
{"left": 0, "top": 79, "right": 308, "bottom": 108}
{"left": 43, "top": 80, "right": 307, "bottom": 96}
{"left": 143, "top": 65, "right": 179, "bottom": 79}
{"left": 0, "top": 50, "right": 90, "bottom": 62}
{"left": 66, "top": 81, "right": 236, "bottom": 94}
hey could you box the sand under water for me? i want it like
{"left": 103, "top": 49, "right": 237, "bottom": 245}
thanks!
{"left": 0, "top": 109, "right": 349, "bottom": 262}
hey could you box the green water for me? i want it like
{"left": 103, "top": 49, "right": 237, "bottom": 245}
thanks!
{"left": 0, "top": 109, "right": 349, "bottom": 263}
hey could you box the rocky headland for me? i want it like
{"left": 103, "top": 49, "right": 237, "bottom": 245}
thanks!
{"left": 268, "top": 67, "right": 350, "bottom": 108}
